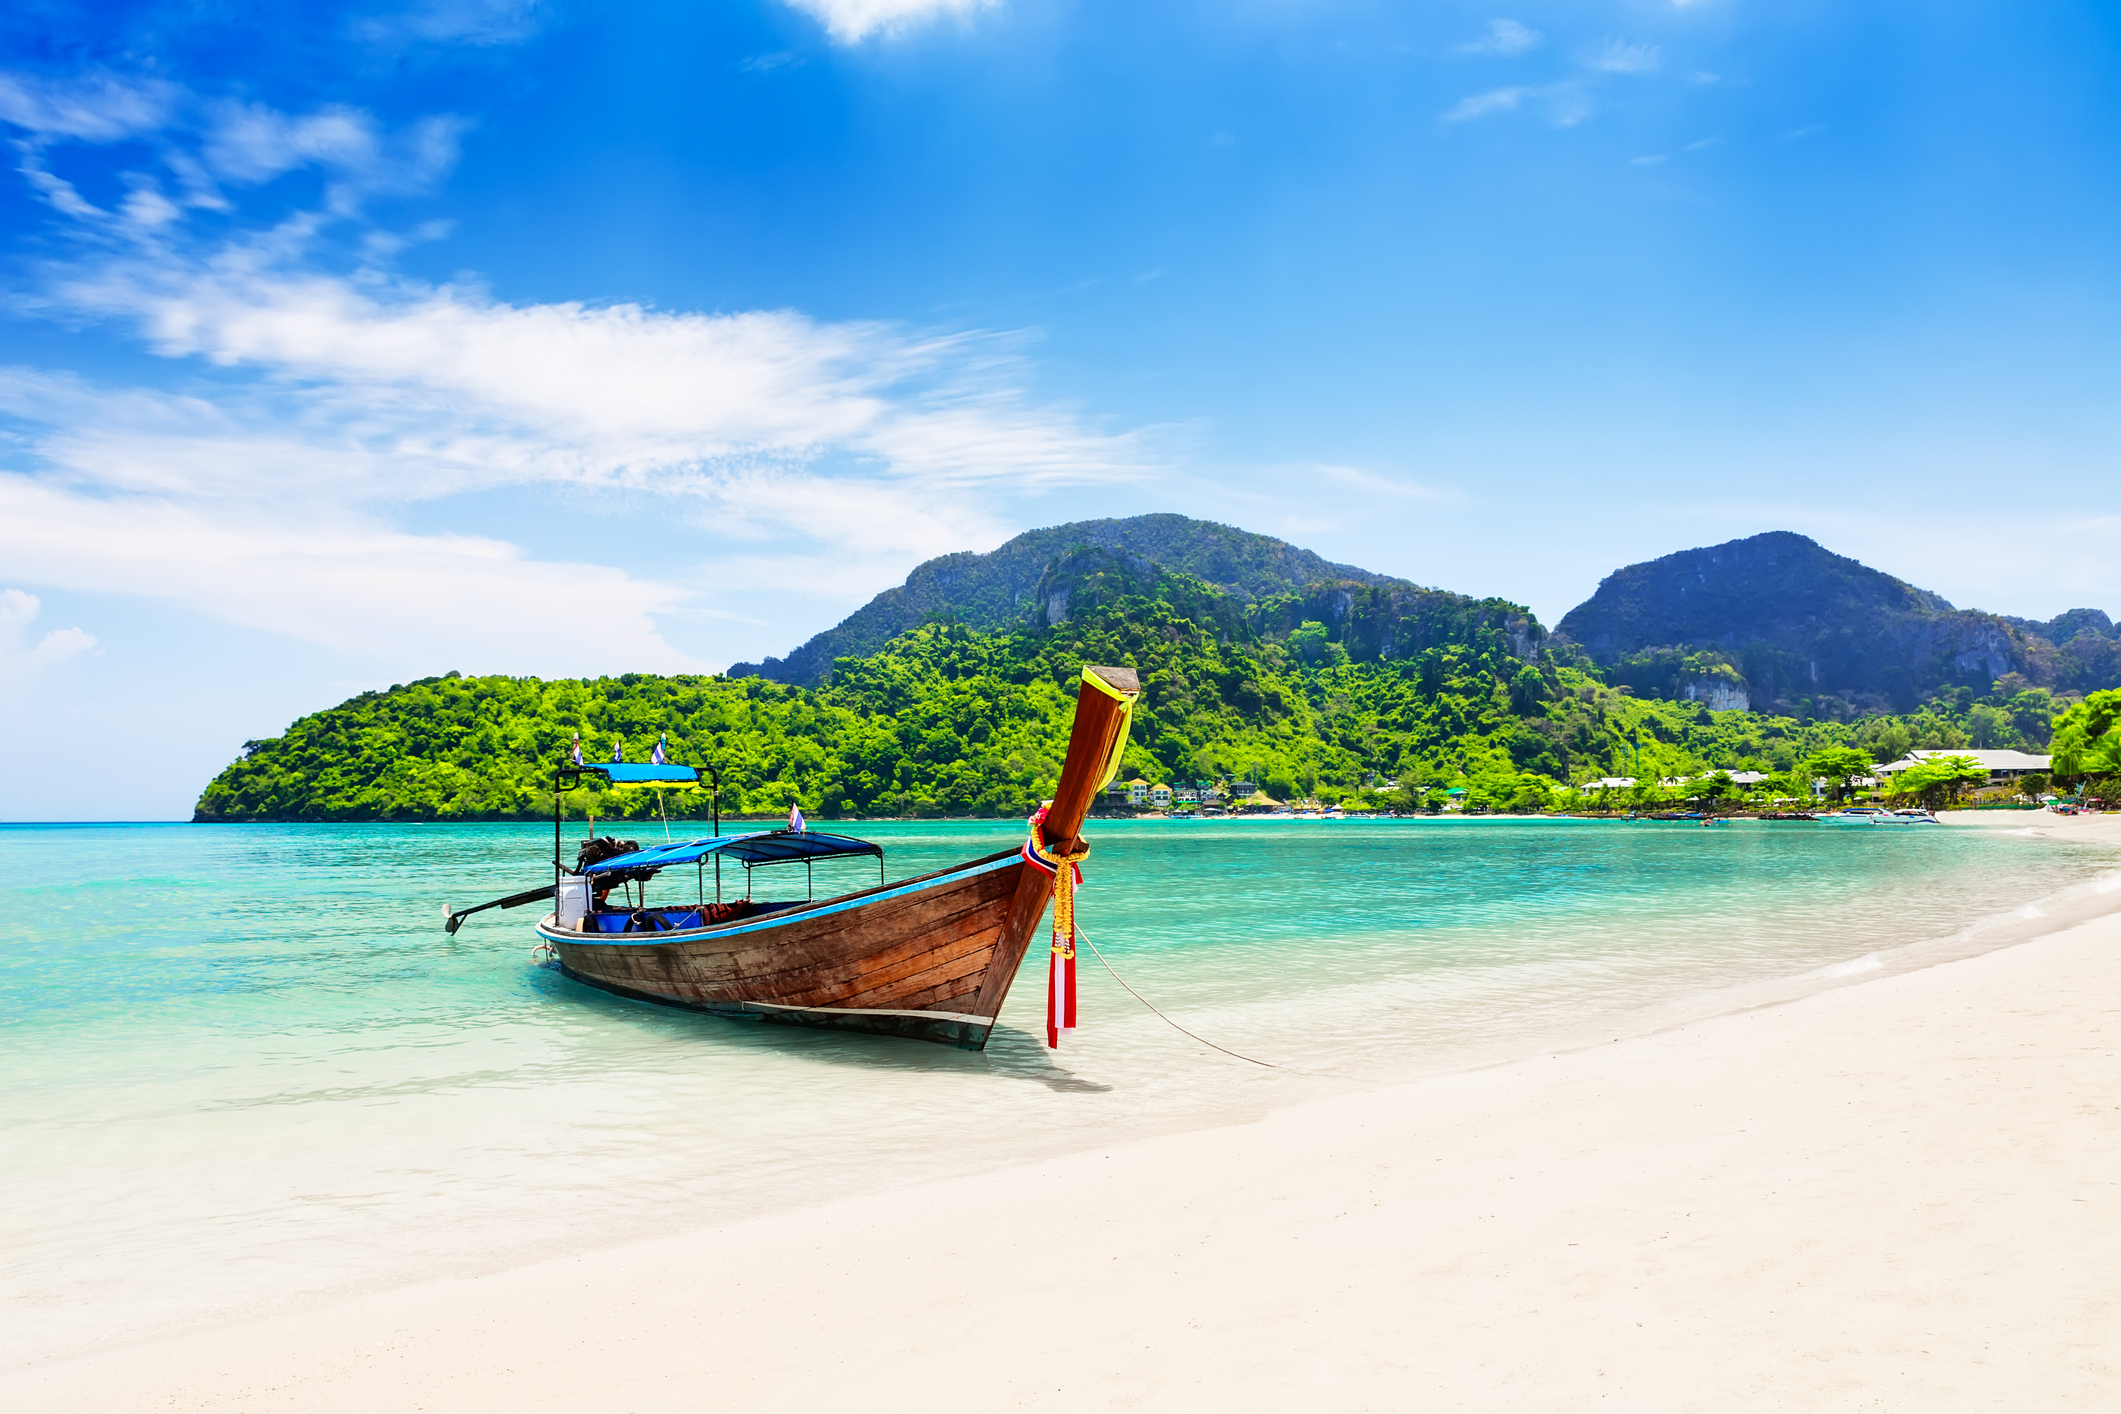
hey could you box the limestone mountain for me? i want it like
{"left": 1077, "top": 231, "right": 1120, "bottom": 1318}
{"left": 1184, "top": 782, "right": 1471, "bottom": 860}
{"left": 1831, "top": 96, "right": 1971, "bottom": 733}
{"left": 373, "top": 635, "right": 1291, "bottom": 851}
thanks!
{"left": 729, "top": 513, "right": 1536, "bottom": 687}
{"left": 1551, "top": 532, "right": 2105, "bottom": 715}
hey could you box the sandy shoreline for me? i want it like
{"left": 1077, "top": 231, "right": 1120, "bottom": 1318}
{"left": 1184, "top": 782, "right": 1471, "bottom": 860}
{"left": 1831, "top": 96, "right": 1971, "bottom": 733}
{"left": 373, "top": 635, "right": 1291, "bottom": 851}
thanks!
{"left": 11, "top": 810, "right": 2121, "bottom": 1411}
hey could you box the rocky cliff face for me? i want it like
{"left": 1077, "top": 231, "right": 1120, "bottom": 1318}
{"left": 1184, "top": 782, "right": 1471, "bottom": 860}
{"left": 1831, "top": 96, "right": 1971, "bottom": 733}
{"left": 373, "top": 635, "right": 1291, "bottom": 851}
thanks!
{"left": 1554, "top": 532, "right": 2039, "bottom": 714}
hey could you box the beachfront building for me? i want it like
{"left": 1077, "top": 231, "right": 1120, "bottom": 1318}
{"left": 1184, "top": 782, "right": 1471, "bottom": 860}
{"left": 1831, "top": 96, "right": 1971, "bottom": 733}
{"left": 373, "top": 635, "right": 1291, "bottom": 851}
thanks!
{"left": 1171, "top": 785, "right": 1201, "bottom": 805}
{"left": 1125, "top": 777, "right": 1151, "bottom": 805}
{"left": 1149, "top": 783, "right": 1173, "bottom": 808}
{"left": 1874, "top": 749, "right": 2051, "bottom": 785}
{"left": 1581, "top": 777, "right": 1636, "bottom": 792}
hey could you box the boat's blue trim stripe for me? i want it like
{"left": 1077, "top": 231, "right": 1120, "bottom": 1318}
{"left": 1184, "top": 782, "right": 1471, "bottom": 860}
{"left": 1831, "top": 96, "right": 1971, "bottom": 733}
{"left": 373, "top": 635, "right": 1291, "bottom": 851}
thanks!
{"left": 543, "top": 853, "right": 1022, "bottom": 947}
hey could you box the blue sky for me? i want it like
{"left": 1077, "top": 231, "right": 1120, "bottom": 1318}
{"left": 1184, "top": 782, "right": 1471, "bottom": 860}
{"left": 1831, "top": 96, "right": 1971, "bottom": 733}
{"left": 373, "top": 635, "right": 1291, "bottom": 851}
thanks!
{"left": 3, "top": 0, "right": 2119, "bottom": 818}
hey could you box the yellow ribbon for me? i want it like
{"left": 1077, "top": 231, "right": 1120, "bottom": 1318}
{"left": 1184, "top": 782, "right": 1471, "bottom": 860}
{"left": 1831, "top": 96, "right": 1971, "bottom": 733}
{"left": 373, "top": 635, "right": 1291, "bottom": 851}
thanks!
{"left": 1028, "top": 823, "right": 1090, "bottom": 959}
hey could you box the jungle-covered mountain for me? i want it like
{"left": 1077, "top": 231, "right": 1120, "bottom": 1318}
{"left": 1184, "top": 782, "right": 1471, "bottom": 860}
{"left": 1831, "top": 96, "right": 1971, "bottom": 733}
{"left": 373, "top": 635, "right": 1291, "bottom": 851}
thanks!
{"left": 1554, "top": 531, "right": 2119, "bottom": 715}
{"left": 728, "top": 513, "right": 1395, "bottom": 687}
{"left": 195, "top": 547, "right": 2059, "bottom": 823}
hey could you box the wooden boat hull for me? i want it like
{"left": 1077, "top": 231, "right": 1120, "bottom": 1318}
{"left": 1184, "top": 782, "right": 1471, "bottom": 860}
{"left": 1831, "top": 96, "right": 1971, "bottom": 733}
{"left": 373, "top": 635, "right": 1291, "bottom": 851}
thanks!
{"left": 535, "top": 850, "right": 1030, "bottom": 1048}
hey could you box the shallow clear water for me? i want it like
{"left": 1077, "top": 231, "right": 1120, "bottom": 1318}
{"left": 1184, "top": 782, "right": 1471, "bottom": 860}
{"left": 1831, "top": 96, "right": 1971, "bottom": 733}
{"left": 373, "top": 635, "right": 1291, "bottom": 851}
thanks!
{"left": 5, "top": 816, "right": 2118, "bottom": 1360}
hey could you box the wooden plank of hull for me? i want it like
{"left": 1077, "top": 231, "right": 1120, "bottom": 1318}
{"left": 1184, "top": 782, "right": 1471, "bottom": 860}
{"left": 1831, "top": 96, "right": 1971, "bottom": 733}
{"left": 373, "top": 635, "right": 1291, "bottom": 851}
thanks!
{"left": 544, "top": 857, "right": 1026, "bottom": 1048}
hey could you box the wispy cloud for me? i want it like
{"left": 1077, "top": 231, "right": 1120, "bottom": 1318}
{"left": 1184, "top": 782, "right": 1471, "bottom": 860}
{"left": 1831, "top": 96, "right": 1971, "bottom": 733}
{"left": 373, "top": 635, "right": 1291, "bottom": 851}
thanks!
{"left": 781, "top": 0, "right": 993, "bottom": 45}
{"left": 0, "top": 589, "right": 96, "bottom": 677}
{"left": 1312, "top": 464, "right": 1465, "bottom": 506}
{"left": 1444, "top": 86, "right": 1530, "bottom": 122}
{"left": 1443, "top": 83, "right": 1589, "bottom": 127}
{"left": 1585, "top": 40, "right": 1662, "bottom": 75}
{"left": 201, "top": 102, "right": 468, "bottom": 210}
{"left": 0, "top": 71, "right": 178, "bottom": 141}
{"left": 740, "top": 51, "right": 803, "bottom": 74}
{"left": 1454, "top": 19, "right": 1541, "bottom": 57}
{"left": 0, "top": 74, "right": 467, "bottom": 228}
{"left": 0, "top": 78, "right": 1155, "bottom": 669}
{"left": 350, "top": 0, "right": 544, "bottom": 48}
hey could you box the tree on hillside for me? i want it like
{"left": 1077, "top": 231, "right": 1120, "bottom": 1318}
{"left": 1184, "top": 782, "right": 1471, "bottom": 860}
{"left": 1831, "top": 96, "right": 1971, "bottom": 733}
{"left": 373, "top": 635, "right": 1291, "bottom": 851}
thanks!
{"left": 2051, "top": 688, "right": 2121, "bottom": 796}
{"left": 1886, "top": 754, "right": 1987, "bottom": 810}
{"left": 1963, "top": 703, "right": 2014, "bottom": 749}
{"left": 1697, "top": 770, "right": 1743, "bottom": 815}
{"left": 1803, "top": 746, "right": 1876, "bottom": 803}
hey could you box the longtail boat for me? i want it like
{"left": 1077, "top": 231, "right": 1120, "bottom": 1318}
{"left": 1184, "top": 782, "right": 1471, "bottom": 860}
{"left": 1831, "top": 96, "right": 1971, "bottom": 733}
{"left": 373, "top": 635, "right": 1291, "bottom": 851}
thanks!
{"left": 444, "top": 665, "right": 1139, "bottom": 1049}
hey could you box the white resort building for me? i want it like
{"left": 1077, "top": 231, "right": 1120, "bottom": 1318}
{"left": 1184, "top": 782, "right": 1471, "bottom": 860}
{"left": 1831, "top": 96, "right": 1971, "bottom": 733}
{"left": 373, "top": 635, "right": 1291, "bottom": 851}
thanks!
{"left": 1874, "top": 749, "right": 2051, "bottom": 784}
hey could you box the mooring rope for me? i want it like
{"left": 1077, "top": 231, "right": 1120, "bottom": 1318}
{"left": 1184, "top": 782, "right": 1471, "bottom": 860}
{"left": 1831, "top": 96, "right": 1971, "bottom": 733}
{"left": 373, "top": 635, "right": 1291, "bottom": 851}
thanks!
{"left": 1072, "top": 921, "right": 1283, "bottom": 1070}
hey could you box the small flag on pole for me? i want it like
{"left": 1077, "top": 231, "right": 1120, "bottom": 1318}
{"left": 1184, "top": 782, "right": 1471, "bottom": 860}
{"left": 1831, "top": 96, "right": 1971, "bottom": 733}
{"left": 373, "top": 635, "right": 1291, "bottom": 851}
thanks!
{"left": 789, "top": 802, "right": 806, "bottom": 833}
{"left": 570, "top": 732, "right": 582, "bottom": 767}
{"left": 610, "top": 740, "right": 624, "bottom": 763}
{"left": 651, "top": 734, "right": 667, "bottom": 766}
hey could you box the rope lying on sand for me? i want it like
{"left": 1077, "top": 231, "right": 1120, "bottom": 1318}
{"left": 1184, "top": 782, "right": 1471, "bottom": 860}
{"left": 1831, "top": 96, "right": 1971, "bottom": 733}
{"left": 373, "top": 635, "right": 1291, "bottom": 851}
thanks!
{"left": 1073, "top": 922, "right": 1282, "bottom": 1070}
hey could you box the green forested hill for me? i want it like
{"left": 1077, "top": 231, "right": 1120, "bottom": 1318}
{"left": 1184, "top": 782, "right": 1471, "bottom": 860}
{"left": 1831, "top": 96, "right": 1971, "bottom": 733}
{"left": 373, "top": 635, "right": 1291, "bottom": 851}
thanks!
{"left": 728, "top": 512, "right": 1398, "bottom": 687}
{"left": 195, "top": 556, "right": 2051, "bottom": 822}
{"left": 1555, "top": 531, "right": 2118, "bottom": 714}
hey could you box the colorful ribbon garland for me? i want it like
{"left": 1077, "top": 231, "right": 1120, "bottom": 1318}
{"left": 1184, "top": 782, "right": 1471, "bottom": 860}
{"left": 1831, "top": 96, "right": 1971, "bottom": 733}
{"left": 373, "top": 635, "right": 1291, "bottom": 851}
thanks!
{"left": 1022, "top": 806, "right": 1090, "bottom": 1049}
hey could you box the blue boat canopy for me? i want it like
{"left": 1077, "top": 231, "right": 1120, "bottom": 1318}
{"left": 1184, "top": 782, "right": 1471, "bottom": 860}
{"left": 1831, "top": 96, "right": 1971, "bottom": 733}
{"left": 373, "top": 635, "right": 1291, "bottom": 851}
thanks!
{"left": 579, "top": 830, "right": 883, "bottom": 874}
{"left": 564, "top": 763, "right": 700, "bottom": 786}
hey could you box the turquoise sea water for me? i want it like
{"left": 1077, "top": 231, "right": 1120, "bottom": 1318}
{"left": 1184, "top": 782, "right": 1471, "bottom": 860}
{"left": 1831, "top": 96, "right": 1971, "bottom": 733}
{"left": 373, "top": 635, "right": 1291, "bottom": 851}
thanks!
{"left": 6, "top": 816, "right": 2120, "bottom": 1361}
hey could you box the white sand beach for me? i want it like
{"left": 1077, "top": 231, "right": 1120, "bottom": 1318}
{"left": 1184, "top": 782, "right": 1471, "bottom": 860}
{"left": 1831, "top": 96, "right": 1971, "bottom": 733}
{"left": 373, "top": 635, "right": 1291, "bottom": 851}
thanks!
{"left": 11, "top": 810, "right": 2121, "bottom": 1412}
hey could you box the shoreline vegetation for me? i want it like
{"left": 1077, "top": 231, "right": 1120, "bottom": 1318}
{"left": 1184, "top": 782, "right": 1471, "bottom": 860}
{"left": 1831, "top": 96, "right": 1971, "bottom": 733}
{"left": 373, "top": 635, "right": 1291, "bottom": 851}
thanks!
{"left": 190, "top": 552, "right": 2121, "bottom": 824}
{"left": 17, "top": 810, "right": 2121, "bottom": 1410}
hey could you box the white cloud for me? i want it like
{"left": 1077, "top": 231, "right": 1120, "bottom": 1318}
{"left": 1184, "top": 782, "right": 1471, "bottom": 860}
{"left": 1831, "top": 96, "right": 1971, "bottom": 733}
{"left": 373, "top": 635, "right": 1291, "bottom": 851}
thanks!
{"left": 1443, "top": 86, "right": 1530, "bottom": 122}
{"left": 47, "top": 243, "right": 1144, "bottom": 494}
{"left": 782, "top": 0, "right": 993, "bottom": 45}
{"left": 741, "top": 51, "right": 803, "bottom": 75}
{"left": 1586, "top": 40, "right": 1662, "bottom": 75}
{"left": 0, "top": 478, "right": 688, "bottom": 673}
{"left": 0, "top": 104, "right": 1151, "bottom": 668}
{"left": 1443, "top": 83, "right": 1589, "bottom": 127}
{"left": 1455, "top": 20, "right": 1541, "bottom": 57}
{"left": 203, "top": 103, "right": 383, "bottom": 184}
{"left": 0, "top": 588, "right": 97, "bottom": 676}
{"left": 1312, "top": 464, "right": 1465, "bottom": 506}
{"left": 1, "top": 72, "right": 1153, "bottom": 675}
{"left": 201, "top": 102, "right": 468, "bottom": 210}
{"left": 0, "top": 71, "right": 178, "bottom": 141}
{"left": 2, "top": 79, "right": 464, "bottom": 229}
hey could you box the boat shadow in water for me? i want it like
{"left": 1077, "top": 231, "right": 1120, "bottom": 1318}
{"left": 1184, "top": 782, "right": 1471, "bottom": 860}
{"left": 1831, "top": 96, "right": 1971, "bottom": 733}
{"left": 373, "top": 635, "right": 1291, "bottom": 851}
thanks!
{"left": 525, "top": 959, "right": 1116, "bottom": 1093}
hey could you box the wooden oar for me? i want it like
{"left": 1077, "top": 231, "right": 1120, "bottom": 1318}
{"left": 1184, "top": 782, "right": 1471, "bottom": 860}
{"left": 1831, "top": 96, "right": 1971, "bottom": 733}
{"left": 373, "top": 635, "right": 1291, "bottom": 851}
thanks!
{"left": 443, "top": 884, "right": 556, "bottom": 935}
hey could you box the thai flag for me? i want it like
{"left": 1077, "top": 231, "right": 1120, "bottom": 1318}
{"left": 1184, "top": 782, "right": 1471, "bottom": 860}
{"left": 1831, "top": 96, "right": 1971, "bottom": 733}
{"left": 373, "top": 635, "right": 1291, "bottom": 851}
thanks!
{"left": 651, "top": 734, "right": 667, "bottom": 766}
{"left": 610, "top": 740, "right": 623, "bottom": 763}
{"left": 789, "top": 802, "right": 806, "bottom": 833}
{"left": 570, "top": 732, "right": 582, "bottom": 767}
